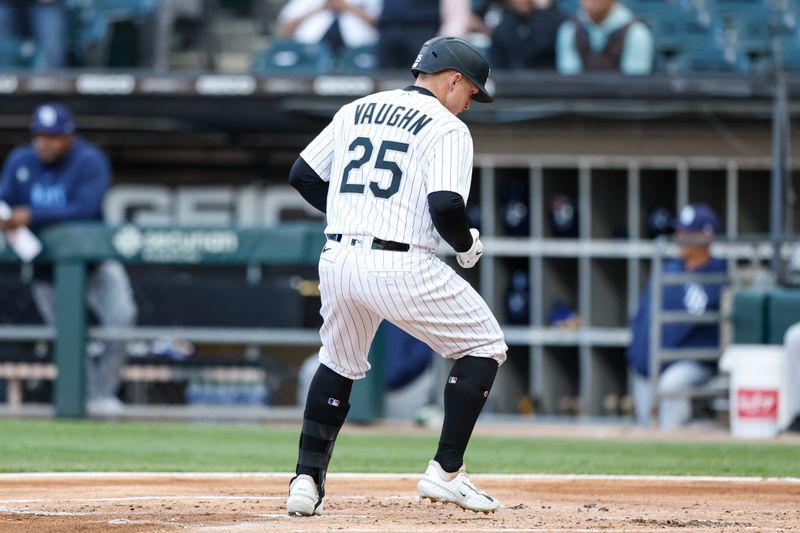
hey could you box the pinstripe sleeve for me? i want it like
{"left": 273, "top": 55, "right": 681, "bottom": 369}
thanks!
{"left": 300, "top": 121, "right": 336, "bottom": 183}
{"left": 424, "top": 127, "right": 473, "bottom": 200}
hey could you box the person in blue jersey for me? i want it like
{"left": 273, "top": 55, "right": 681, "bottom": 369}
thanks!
{"left": 0, "top": 103, "right": 137, "bottom": 416}
{"left": 627, "top": 204, "right": 726, "bottom": 429}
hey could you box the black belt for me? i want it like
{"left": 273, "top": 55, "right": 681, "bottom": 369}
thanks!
{"left": 327, "top": 234, "right": 410, "bottom": 252}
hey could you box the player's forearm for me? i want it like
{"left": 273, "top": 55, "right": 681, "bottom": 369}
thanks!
{"left": 289, "top": 156, "right": 329, "bottom": 213}
{"left": 428, "top": 190, "right": 473, "bottom": 252}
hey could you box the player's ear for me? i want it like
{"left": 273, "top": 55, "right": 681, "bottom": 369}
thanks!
{"left": 448, "top": 71, "right": 462, "bottom": 93}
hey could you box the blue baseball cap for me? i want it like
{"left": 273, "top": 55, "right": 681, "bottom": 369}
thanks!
{"left": 675, "top": 204, "right": 719, "bottom": 236}
{"left": 31, "top": 103, "right": 76, "bottom": 136}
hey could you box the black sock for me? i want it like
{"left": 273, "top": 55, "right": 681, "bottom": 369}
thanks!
{"left": 434, "top": 356, "right": 498, "bottom": 473}
{"left": 295, "top": 363, "right": 352, "bottom": 496}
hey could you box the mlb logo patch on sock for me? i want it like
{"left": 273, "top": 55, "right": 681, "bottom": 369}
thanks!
{"left": 448, "top": 377, "right": 458, "bottom": 384}
{"left": 328, "top": 398, "right": 340, "bottom": 407}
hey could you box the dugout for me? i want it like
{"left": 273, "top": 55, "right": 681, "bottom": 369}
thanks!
{"left": 0, "top": 70, "right": 798, "bottom": 421}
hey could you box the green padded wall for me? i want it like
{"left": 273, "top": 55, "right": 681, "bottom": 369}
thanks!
{"left": 766, "top": 289, "right": 800, "bottom": 344}
{"left": 732, "top": 291, "right": 768, "bottom": 343}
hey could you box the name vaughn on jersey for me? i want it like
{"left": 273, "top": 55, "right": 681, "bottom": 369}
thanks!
{"left": 354, "top": 102, "right": 433, "bottom": 135}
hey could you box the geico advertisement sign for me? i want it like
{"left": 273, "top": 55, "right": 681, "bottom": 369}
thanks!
{"left": 104, "top": 184, "right": 322, "bottom": 227}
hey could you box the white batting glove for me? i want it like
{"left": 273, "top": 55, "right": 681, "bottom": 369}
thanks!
{"left": 456, "top": 228, "right": 483, "bottom": 269}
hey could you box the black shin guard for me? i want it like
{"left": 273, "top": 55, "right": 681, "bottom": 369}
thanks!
{"left": 295, "top": 364, "right": 352, "bottom": 496}
{"left": 434, "top": 356, "right": 499, "bottom": 473}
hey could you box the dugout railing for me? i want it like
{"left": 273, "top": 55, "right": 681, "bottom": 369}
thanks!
{"left": 0, "top": 223, "right": 385, "bottom": 420}
{"left": 646, "top": 236, "right": 797, "bottom": 420}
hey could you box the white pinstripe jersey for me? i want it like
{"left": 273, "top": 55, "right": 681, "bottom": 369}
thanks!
{"left": 300, "top": 87, "right": 474, "bottom": 250}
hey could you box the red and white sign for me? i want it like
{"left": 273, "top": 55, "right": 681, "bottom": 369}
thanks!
{"left": 737, "top": 389, "right": 779, "bottom": 420}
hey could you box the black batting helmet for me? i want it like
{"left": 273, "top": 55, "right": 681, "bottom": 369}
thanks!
{"left": 411, "top": 36, "right": 493, "bottom": 103}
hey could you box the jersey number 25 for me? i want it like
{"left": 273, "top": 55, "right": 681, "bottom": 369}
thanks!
{"left": 340, "top": 137, "right": 409, "bottom": 199}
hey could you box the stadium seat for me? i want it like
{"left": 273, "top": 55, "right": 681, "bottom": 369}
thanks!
{"left": 751, "top": 31, "right": 800, "bottom": 71}
{"left": 251, "top": 40, "right": 334, "bottom": 74}
{"left": 338, "top": 45, "right": 378, "bottom": 73}
{"left": 729, "top": 18, "right": 782, "bottom": 55}
{"left": 623, "top": 0, "right": 696, "bottom": 15}
{"left": 0, "top": 38, "right": 30, "bottom": 70}
{"left": 647, "top": 15, "right": 725, "bottom": 54}
{"left": 556, "top": 0, "right": 579, "bottom": 15}
{"left": 780, "top": 37, "right": 800, "bottom": 69}
{"left": 668, "top": 44, "right": 750, "bottom": 72}
{"left": 94, "top": 0, "right": 158, "bottom": 17}
{"left": 715, "top": 0, "right": 797, "bottom": 51}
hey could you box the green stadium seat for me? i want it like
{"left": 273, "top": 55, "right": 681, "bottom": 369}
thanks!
{"left": 766, "top": 289, "right": 800, "bottom": 344}
{"left": 646, "top": 14, "right": 724, "bottom": 53}
{"left": 731, "top": 291, "right": 768, "bottom": 343}
{"left": 338, "top": 45, "right": 378, "bottom": 73}
{"left": 669, "top": 44, "right": 750, "bottom": 72}
{"left": 0, "top": 37, "right": 29, "bottom": 69}
{"left": 712, "top": 0, "right": 797, "bottom": 18}
{"left": 623, "top": 0, "right": 696, "bottom": 15}
{"left": 94, "top": 0, "right": 158, "bottom": 17}
{"left": 752, "top": 31, "right": 800, "bottom": 71}
{"left": 251, "top": 40, "right": 334, "bottom": 74}
{"left": 556, "top": 0, "right": 579, "bottom": 15}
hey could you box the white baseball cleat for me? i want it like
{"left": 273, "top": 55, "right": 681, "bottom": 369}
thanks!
{"left": 417, "top": 460, "right": 500, "bottom": 513}
{"left": 287, "top": 474, "right": 323, "bottom": 516}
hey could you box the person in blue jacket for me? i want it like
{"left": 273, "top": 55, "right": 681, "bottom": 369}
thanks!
{"left": 627, "top": 204, "right": 726, "bottom": 429}
{"left": 0, "top": 103, "right": 137, "bottom": 415}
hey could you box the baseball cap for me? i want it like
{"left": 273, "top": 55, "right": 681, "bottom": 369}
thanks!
{"left": 31, "top": 103, "right": 76, "bottom": 136}
{"left": 675, "top": 204, "right": 719, "bottom": 236}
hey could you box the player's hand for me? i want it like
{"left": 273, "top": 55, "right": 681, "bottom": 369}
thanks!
{"left": 456, "top": 228, "right": 482, "bottom": 268}
{"left": 0, "top": 206, "right": 31, "bottom": 231}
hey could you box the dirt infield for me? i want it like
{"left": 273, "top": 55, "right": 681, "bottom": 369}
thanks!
{"left": 0, "top": 473, "right": 798, "bottom": 532}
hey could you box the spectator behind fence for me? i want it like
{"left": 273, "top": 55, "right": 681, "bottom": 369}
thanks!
{"left": 556, "top": 0, "right": 653, "bottom": 75}
{"left": 277, "top": 0, "right": 381, "bottom": 56}
{"left": 0, "top": 103, "right": 137, "bottom": 416}
{"left": 0, "top": 0, "right": 66, "bottom": 70}
{"left": 626, "top": 204, "right": 726, "bottom": 429}
{"left": 377, "top": 0, "right": 471, "bottom": 68}
{"left": 490, "top": 0, "right": 565, "bottom": 70}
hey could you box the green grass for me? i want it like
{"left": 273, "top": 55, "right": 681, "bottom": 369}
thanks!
{"left": 0, "top": 419, "right": 798, "bottom": 477}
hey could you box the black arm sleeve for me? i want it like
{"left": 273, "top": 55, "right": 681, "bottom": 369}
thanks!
{"left": 288, "top": 156, "right": 329, "bottom": 213}
{"left": 428, "top": 191, "right": 474, "bottom": 252}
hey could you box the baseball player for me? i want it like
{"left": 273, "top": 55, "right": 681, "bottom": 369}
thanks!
{"left": 286, "top": 36, "right": 507, "bottom": 516}
{"left": 627, "top": 204, "right": 726, "bottom": 429}
{"left": 0, "top": 103, "right": 137, "bottom": 415}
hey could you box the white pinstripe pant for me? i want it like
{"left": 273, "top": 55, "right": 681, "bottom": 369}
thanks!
{"left": 317, "top": 235, "right": 507, "bottom": 380}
